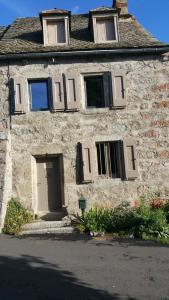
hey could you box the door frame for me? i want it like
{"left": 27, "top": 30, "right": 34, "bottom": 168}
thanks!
{"left": 31, "top": 154, "right": 65, "bottom": 215}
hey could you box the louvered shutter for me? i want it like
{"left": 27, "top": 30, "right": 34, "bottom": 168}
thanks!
{"left": 111, "top": 71, "right": 127, "bottom": 108}
{"left": 13, "top": 77, "right": 27, "bottom": 114}
{"left": 81, "top": 142, "right": 97, "bottom": 183}
{"left": 65, "top": 72, "right": 80, "bottom": 111}
{"left": 51, "top": 75, "right": 65, "bottom": 111}
{"left": 123, "top": 138, "right": 138, "bottom": 179}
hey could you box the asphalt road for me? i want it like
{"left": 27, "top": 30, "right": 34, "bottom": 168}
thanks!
{"left": 0, "top": 234, "right": 168, "bottom": 300}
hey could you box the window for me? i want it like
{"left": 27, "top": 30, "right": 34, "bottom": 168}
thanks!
{"left": 92, "top": 15, "right": 118, "bottom": 43}
{"left": 96, "top": 142, "right": 120, "bottom": 178}
{"left": 96, "top": 18, "right": 116, "bottom": 42}
{"left": 47, "top": 20, "right": 66, "bottom": 44}
{"left": 84, "top": 75, "right": 109, "bottom": 108}
{"left": 29, "top": 80, "right": 49, "bottom": 111}
{"left": 80, "top": 138, "right": 138, "bottom": 183}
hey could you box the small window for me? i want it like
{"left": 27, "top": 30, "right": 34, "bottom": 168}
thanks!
{"left": 29, "top": 80, "right": 49, "bottom": 111}
{"left": 96, "top": 18, "right": 116, "bottom": 42}
{"left": 84, "top": 75, "right": 107, "bottom": 108}
{"left": 47, "top": 20, "right": 66, "bottom": 44}
{"left": 96, "top": 141, "right": 120, "bottom": 178}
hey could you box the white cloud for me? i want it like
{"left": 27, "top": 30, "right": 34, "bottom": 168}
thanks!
{"left": 0, "top": 0, "right": 28, "bottom": 16}
{"left": 72, "top": 5, "right": 80, "bottom": 14}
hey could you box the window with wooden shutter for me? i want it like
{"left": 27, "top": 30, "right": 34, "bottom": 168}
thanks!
{"left": 65, "top": 72, "right": 80, "bottom": 111}
{"left": 51, "top": 75, "right": 65, "bottom": 111}
{"left": 13, "top": 77, "right": 27, "bottom": 114}
{"left": 81, "top": 142, "right": 97, "bottom": 183}
{"left": 96, "top": 19, "right": 116, "bottom": 42}
{"left": 123, "top": 138, "right": 138, "bottom": 179}
{"left": 111, "top": 71, "right": 126, "bottom": 108}
{"left": 47, "top": 20, "right": 66, "bottom": 45}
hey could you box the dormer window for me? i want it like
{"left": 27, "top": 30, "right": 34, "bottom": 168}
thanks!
{"left": 96, "top": 18, "right": 117, "bottom": 42}
{"left": 89, "top": 8, "right": 119, "bottom": 44}
{"left": 40, "top": 9, "right": 70, "bottom": 46}
{"left": 47, "top": 20, "right": 66, "bottom": 44}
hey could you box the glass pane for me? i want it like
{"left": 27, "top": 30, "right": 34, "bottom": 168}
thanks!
{"left": 85, "top": 76, "right": 105, "bottom": 108}
{"left": 29, "top": 81, "right": 49, "bottom": 111}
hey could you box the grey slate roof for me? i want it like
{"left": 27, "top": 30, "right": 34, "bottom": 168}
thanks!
{"left": 0, "top": 26, "right": 8, "bottom": 39}
{"left": 0, "top": 9, "right": 167, "bottom": 56}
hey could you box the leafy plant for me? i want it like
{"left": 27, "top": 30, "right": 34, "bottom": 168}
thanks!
{"left": 75, "top": 194, "right": 169, "bottom": 243}
{"left": 76, "top": 207, "right": 113, "bottom": 234}
{"left": 163, "top": 200, "right": 169, "bottom": 223}
{"left": 3, "top": 199, "right": 33, "bottom": 235}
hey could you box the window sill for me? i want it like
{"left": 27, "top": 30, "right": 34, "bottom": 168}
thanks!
{"left": 81, "top": 107, "right": 111, "bottom": 114}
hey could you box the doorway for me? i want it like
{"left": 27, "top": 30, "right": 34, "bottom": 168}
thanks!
{"left": 36, "top": 156, "right": 64, "bottom": 213}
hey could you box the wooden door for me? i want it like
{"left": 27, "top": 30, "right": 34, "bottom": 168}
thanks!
{"left": 36, "top": 157, "right": 63, "bottom": 212}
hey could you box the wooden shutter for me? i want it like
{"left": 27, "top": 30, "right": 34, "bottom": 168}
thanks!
{"left": 103, "top": 73, "right": 111, "bottom": 106}
{"left": 51, "top": 75, "right": 65, "bottom": 111}
{"left": 13, "top": 76, "right": 27, "bottom": 114}
{"left": 56, "top": 21, "right": 66, "bottom": 43}
{"left": 47, "top": 21, "right": 56, "bottom": 44}
{"left": 96, "top": 20, "right": 106, "bottom": 42}
{"left": 65, "top": 72, "right": 80, "bottom": 111}
{"left": 123, "top": 138, "right": 138, "bottom": 179}
{"left": 81, "top": 142, "right": 97, "bottom": 183}
{"left": 105, "top": 20, "right": 116, "bottom": 40}
{"left": 111, "top": 71, "right": 127, "bottom": 108}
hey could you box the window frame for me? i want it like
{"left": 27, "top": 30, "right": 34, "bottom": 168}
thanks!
{"left": 28, "top": 79, "right": 50, "bottom": 112}
{"left": 42, "top": 16, "right": 69, "bottom": 46}
{"left": 83, "top": 72, "right": 111, "bottom": 109}
{"left": 92, "top": 13, "right": 119, "bottom": 44}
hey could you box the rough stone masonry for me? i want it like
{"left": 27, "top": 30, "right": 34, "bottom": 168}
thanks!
{"left": 0, "top": 2, "right": 169, "bottom": 228}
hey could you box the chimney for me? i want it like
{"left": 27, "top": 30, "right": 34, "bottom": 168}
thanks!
{"left": 113, "top": 0, "right": 128, "bottom": 15}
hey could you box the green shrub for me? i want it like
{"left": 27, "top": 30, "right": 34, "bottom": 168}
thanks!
{"left": 75, "top": 196, "right": 169, "bottom": 243}
{"left": 163, "top": 200, "right": 169, "bottom": 223}
{"left": 110, "top": 202, "right": 140, "bottom": 235}
{"left": 135, "top": 200, "right": 169, "bottom": 239}
{"left": 76, "top": 207, "right": 113, "bottom": 234}
{"left": 3, "top": 199, "right": 33, "bottom": 235}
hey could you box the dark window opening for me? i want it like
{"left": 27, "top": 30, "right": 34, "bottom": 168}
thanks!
{"left": 29, "top": 80, "right": 49, "bottom": 111}
{"left": 96, "top": 141, "right": 120, "bottom": 178}
{"left": 85, "top": 76, "right": 105, "bottom": 108}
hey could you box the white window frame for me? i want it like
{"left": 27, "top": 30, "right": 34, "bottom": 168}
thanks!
{"left": 42, "top": 16, "right": 69, "bottom": 46}
{"left": 92, "top": 13, "right": 119, "bottom": 43}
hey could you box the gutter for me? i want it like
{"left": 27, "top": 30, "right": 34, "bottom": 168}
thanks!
{"left": 0, "top": 47, "right": 169, "bottom": 60}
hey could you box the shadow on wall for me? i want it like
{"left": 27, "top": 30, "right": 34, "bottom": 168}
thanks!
{"left": 0, "top": 254, "right": 138, "bottom": 300}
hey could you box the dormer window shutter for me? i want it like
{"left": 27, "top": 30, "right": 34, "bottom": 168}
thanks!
{"left": 111, "top": 71, "right": 127, "bottom": 108}
{"left": 51, "top": 74, "right": 65, "bottom": 111}
{"left": 65, "top": 72, "right": 80, "bottom": 111}
{"left": 13, "top": 77, "right": 27, "bottom": 114}
{"left": 81, "top": 142, "right": 97, "bottom": 183}
{"left": 123, "top": 138, "right": 138, "bottom": 179}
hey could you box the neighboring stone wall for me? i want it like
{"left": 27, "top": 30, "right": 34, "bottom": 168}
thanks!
{"left": 1, "top": 54, "right": 169, "bottom": 216}
{"left": 0, "top": 64, "right": 12, "bottom": 229}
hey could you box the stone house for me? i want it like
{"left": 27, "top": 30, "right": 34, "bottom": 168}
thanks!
{"left": 0, "top": 0, "right": 169, "bottom": 229}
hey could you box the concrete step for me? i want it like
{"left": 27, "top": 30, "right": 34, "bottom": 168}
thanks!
{"left": 20, "top": 226, "right": 75, "bottom": 235}
{"left": 22, "top": 220, "right": 71, "bottom": 231}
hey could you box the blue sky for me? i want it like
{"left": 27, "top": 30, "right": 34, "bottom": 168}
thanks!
{"left": 0, "top": 0, "right": 168, "bottom": 43}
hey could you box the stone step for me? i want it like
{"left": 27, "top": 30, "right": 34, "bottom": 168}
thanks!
{"left": 20, "top": 226, "right": 75, "bottom": 235}
{"left": 37, "top": 211, "right": 67, "bottom": 221}
{"left": 22, "top": 220, "right": 71, "bottom": 231}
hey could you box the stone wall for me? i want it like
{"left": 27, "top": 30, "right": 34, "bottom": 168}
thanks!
{"left": 0, "top": 54, "right": 169, "bottom": 218}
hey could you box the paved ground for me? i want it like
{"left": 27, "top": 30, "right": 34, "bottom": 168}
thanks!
{"left": 0, "top": 234, "right": 168, "bottom": 300}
